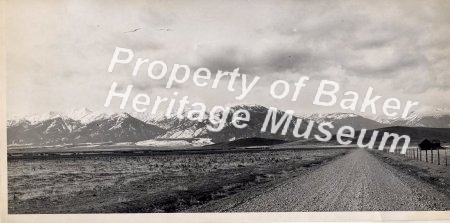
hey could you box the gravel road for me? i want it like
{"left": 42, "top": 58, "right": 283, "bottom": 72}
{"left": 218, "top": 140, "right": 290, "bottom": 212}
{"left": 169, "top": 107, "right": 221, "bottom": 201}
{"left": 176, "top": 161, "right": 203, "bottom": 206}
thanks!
{"left": 229, "top": 148, "right": 449, "bottom": 211}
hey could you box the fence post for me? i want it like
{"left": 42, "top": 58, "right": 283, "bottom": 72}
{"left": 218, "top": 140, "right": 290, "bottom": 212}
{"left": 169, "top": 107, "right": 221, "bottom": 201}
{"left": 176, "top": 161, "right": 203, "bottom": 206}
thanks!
{"left": 426, "top": 150, "right": 428, "bottom": 162}
{"left": 431, "top": 149, "right": 434, "bottom": 164}
{"left": 445, "top": 148, "right": 448, "bottom": 166}
{"left": 437, "top": 149, "right": 440, "bottom": 165}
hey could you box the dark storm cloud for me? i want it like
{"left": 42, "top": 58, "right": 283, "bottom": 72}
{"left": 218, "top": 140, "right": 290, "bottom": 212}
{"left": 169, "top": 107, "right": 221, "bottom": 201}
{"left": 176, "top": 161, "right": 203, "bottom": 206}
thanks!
{"left": 194, "top": 0, "right": 448, "bottom": 94}
{"left": 195, "top": 42, "right": 329, "bottom": 77}
{"left": 343, "top": 50, "right": 427, "bottom": 77}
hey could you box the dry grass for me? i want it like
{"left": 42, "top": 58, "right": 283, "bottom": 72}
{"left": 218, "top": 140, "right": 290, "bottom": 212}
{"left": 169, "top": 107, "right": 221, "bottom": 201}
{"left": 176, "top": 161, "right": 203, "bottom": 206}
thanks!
{"left": 8, "top": 148, "right": 350, "bottom": 213}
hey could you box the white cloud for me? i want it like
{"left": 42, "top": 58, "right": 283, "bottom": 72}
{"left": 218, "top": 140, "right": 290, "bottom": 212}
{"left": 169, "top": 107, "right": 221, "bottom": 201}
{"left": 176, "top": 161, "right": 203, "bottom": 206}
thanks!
{"left": 6, "top": 0, "right": 450, "bottom": 117}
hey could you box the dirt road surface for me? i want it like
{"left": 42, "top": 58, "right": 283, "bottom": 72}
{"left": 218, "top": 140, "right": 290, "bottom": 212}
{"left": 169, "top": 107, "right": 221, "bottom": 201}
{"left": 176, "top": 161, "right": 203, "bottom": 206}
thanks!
{"left": 228, "top": 149, "right": 449, "bottom": 211}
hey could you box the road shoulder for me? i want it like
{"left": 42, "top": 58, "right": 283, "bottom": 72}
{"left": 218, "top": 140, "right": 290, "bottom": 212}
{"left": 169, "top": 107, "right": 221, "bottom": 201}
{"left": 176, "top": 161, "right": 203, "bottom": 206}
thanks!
{"left": 368, "top": 149, "right": 450, "bottom": 198}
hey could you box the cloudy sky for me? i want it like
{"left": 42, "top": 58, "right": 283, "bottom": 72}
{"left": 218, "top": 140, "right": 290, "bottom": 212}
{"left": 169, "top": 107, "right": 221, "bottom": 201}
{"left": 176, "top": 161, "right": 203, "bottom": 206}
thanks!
{"left": 6, "top": 0, "right": 450, "bottom": 118}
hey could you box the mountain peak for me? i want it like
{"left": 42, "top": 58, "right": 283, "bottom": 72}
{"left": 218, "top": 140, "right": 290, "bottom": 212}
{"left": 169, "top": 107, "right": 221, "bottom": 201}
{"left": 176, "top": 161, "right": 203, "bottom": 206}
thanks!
{"left": 66, "top": 107, "right": 93, "bottom": 120}
{"left": 306, "top": 112, "right": 358, "bottom": 120}
{"left": 113, "top": 112, "right": 132, "bottom": 119}
{"left": 229, "top": 104, "right": 269, "bottom": 113}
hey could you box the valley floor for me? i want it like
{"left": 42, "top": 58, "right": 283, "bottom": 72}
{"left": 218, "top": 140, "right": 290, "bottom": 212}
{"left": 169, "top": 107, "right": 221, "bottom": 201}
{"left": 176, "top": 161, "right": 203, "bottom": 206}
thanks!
{"left": 8, "top": 147, "right": 348, "bottom": 213}
{"left": 8, "top": 147, "right": 450, "bottom": 213}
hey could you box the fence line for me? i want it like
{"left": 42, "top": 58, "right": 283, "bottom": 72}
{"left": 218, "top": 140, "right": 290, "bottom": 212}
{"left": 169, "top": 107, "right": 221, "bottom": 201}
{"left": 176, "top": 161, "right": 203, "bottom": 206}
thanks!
{"left": 401, "top": 146, "right": 448, "bottom": 166}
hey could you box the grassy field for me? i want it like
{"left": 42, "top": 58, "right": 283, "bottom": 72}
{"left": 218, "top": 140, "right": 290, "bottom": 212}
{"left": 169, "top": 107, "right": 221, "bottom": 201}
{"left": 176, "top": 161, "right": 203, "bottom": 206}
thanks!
{"left": 369, "top": 149, "right": 450, "bottom": 199}
{"left": 385, "top": 146, "right": 450, "bottom": 166}
{"left": 8, "top": 147, "right": 350, "bottom": 213}
{"left": 404, "top": 147, "right": 450, "bottom": 166}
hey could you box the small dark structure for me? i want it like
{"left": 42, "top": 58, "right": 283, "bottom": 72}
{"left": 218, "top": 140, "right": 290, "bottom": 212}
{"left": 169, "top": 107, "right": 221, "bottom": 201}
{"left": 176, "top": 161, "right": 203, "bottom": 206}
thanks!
{"left": 418, "top": 139, "right": 446, "bottom": 165}
{"left": 418, "top": 139, "right": 443, "bottom": 150}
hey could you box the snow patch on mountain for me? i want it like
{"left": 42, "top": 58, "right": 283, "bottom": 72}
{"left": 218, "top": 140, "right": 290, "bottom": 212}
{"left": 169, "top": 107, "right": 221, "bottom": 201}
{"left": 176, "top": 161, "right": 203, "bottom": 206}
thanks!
{"left": 65, "top": 107, "right": 92, "bottom": 121}
{"left": 136, "top": 139, "right": 191, "bottom": 147}
{"left": 77, "top": 111, "right": 116, "bottom": 123}
{"left": 18, "top": 112, "right": 63, "bottom": 125}
{"left": 371, "top": 111, "right": 450, "bottom": 128}
{"left": 135, "top": 138, "right": 213, "bottom": 147}
{"left": 305, "top": 112, "right": 358, "bottom": 121}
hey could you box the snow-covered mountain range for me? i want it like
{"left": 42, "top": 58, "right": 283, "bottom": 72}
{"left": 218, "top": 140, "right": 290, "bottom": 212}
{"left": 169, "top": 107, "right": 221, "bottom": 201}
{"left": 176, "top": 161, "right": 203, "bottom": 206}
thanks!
{"left": 7, "top": 105, "right": 450, "bottom": 146}
{"left": 372, "top": 111, "right": 450, "bottom": 128}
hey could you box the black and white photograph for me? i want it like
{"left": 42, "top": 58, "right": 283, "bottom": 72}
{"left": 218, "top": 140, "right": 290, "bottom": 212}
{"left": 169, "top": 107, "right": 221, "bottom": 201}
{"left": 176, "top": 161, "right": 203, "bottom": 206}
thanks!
{"left": 3, "top": 0, "right": 450, "bottom": 221}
